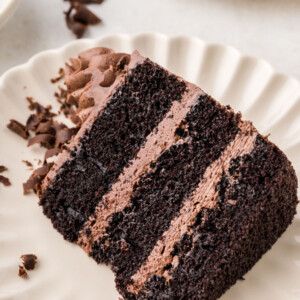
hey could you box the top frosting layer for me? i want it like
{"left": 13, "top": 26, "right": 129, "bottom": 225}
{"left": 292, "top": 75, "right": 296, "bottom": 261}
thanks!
{"left": 64, "top": 47, "right": 131, "bottom": 122}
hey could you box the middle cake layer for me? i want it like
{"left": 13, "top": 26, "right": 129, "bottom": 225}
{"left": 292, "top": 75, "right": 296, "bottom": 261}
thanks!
{"left": 82, "top": 92, "right": 241, "bottom": 280}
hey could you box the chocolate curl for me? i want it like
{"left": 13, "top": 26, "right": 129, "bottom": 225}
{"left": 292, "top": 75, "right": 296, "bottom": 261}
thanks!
{"left": 55, "top": 128, "right": 78, "bottom": 147}
{"left": 7, "top": 119, "right": 29, "bottom": 140}
{"left": 65, "top": 5, "right": 88, "bottom": 39}
{"left": 0, "top": 165, "right": 8, "bottom": 173}
{"left": 0, "top": 175, "right": 11, "bottom": 186}
{"left": 27, "top": 134, "right": 55, "bottom": 149}
{"left": 23, "top": 163, "right": 54, "bottom": 194}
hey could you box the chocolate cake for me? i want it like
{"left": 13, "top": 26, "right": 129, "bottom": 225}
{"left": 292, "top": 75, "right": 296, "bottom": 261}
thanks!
{"left": 39, "top": 47, "right": 298, "bottom": 299}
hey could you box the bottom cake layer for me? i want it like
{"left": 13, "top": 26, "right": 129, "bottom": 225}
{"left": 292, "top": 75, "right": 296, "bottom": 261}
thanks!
{"left": 116, "top": 135, "right": 297, "bottom": 300}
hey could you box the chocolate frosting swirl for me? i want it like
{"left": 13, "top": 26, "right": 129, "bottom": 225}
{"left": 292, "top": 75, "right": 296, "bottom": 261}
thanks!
{"left": 64, "top": 47, "right": 130, "bottom": 122}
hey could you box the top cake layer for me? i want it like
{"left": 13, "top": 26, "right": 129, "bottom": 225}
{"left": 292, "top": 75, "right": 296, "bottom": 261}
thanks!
{"left": 39, "top": 48, "right": 298, "bottom": 300}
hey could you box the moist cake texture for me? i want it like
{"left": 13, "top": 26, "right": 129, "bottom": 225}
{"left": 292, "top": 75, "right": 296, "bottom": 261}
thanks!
{"left": 39, "top": 47, "right": 298, "bottom": 300}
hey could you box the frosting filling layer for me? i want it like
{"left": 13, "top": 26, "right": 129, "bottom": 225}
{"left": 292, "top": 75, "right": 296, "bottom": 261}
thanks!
{"left": 78, "top": 83, "right": 204, "bottom": 253}
{"left": 89, "top": 94, "right": 241, "bottom": 277}
{"left": 127, "top": 121, "right": 258, "bottom": 294}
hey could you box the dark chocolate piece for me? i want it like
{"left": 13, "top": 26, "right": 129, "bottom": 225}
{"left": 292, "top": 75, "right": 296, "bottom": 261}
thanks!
{"left": 0, "top": 175, "right": 11, "bottom": 186}
{"left": 7, "top": 119, "right": 29, "bottom": 139}
{"left": 26, "top": 114, "right": 40, "bottom": 131}
{"left": 72, "top": 2, "right": 102, "bottom": 25}
{"left": 27, "top": 134, "right": 55, "bottom": 149}
{"left": 23, "top": 163, "right": 54, "bottom": 194}
{"left": 65, "top": 6, "right": 88, "bottom": 39}
{"left": 35, "top": 121, "right": 56, "bottom": 135}
{"left": 0, "top": 165, "right": 8, "bottom": 173}
{"left": 64, "top": 2, "right": 102, "bottom": 39}
{"left": 21, "top": 254, "right": 38, "bottom": 270}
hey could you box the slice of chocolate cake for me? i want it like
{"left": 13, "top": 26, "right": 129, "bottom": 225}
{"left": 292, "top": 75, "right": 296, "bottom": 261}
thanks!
{"left": 39, "top": 47, "right": 298, "bottom": 300}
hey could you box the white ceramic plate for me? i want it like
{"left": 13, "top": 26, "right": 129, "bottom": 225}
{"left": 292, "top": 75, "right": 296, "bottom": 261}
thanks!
{"left": 0, "top": 33, "right": 299, "bottom": 300}
{"left": 0, "top": 0, "right": 19, "bottom": 29}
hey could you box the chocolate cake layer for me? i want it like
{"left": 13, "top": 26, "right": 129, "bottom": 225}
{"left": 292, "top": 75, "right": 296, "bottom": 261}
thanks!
{"left": 40, "top": 53, "right": 186, "bottom": 242}
{"left": 89, "top": 94, "right": 241, "bottom": 277}
{"left": 129, "top": 135, "right": 297, "bottom": 300}
{"left": 127, "top": 121, "right": 257, "bottom": 295}
{"left": 78, "top": 83, "right": 203, "bottom": 253}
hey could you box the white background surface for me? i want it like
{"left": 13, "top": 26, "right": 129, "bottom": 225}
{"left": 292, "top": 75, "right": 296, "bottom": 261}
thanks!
{"left": 0, "top": 0, "right": 299, "bottom": 79}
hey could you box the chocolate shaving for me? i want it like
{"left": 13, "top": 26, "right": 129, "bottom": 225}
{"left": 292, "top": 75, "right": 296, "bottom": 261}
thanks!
{"left": 26, "top": 114, "right": 40, "bottom": 131}
{"left": 65, "top": 6, "right": 88, "bottom": 39}
{"left": 23, "top": 163, "right": 54, "bottom": 194}
{"left": 44, "top": 148, "right": 62, "bottom": 161}
{"left": 72, "top": 2, "right": 102, "bottom": 25}
{"left": 0, "top": 175, "right": 11, "bottom": 186}
{"left": 0, "top": 165, "right": 8, "bottom": 173}
{"left": 28, "top": 134, "right": 55, "bottom": 149}
{"left": 51, "top": 68, "right": 65, "bottom": 83}
{"left": 55, "top": 127, "right": 78, "bottom": 147}
{"left": 7, "top": 119, "right": 29, "bottom": 139}
{"left": 65, "top": 1, "right": 102, "bottom": 39}
{"left": 55, "top": 86, "right": 81, "bottom": 125}
{"left": 52, "top": 122, "right": 68, "bottom": 132}
{"left": 22, "top": 160, "right": 33, "bottom": 167}
{"left": 18, "top": 265, "right": 27, "bottom": 278}
{"left": 26, "top": 97, "right": 56, "bottom": 118}
{"left": 35, "top": 121, "right": 56, "bottom": 135}
{"left": 21, "top": 254, "right": 37, "bottom": 270}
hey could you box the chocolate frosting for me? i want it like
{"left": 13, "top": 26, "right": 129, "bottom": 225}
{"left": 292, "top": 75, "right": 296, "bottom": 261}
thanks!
{"left": 41, "top": 49, "right": 146, "bottom": 193}
{"left": 64, "top": 47, "right": 130, "bottom": 123}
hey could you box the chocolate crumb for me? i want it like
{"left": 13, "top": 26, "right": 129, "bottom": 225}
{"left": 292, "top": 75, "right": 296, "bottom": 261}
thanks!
{"left": 18, "top": 265, "right": 27, "bottom": 278}
{"left": 51, "top": 68, "right": 65, "bottom": 83}
{"left": 7, "top": 119, "right": 29, "bottom": 139}
{"left": 0, "top": 175, "right": 11, "bottom": 186}
{"left": 0, "top": 165, "right": 8, "bottom": 173}
{"left": 22, "top": 160, "right": 33, "bottom": 167}
{"left": 21, "top": 254, "right": 38, "bottom": 270}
